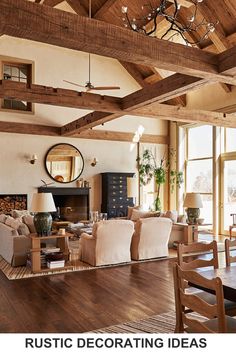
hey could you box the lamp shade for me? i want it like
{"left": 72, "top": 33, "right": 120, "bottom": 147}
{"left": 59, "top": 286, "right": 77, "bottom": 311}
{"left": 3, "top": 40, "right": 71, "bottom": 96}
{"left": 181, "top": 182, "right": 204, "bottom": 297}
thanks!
{"left": 30, "top": 192, "right": 56, "bottom": 212}
{"left": 127, "top": 177, "right": 137, "bottom": 198}
{"left": 183, "top": 193, "right": 203, "bottom": 208}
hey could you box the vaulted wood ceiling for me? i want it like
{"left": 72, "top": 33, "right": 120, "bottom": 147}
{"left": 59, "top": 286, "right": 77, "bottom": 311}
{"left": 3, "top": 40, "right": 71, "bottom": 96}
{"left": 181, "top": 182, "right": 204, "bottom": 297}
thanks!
{"left": 1, "top": 0, "right": 236, "bottom": 140}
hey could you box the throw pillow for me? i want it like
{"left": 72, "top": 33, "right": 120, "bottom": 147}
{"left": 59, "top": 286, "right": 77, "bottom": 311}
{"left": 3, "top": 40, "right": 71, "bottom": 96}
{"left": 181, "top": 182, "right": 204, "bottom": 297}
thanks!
{"left": 163, "top": 210, "right": 178, "bottom": 223}
{"left": 22, "top": 215, "right": 36, "bottom": 233}
{"left": 0, "top": 214, "right": 7, "bottom": 223}
{"left": 130, "top": 209, "right": 159, "bottom": 222}
{"left": 18, "top": 223, "right": 31, "bottom": 236}
{"left": 11, "top": 209, "right": 30, "bottom": 219}
{"left": 127, "top": 206, "right": 140, "bottom": 220}
{"left": 5, "top": 216, "right": 22, "bottom": 230}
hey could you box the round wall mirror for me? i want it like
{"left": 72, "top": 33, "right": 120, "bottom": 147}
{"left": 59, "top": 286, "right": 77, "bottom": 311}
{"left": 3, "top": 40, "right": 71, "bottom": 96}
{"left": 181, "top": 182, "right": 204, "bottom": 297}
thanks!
{"left": 45, "top": 143, "right": 84, "bottom": 183}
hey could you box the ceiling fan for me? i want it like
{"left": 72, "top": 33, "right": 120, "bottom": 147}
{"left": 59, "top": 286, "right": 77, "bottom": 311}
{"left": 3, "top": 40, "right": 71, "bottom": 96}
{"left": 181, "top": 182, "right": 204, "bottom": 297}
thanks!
{"left": 63, "top": 0, "right": 120, "bottom": 92}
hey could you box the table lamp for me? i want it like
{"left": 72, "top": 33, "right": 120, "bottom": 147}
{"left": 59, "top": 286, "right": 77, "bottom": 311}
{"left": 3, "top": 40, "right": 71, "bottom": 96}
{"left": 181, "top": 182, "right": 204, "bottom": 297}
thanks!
{"left": 30, "top": 192, "right": 56, "bottom": 236}
{"left": 183, "top": 193, "right": 203, "bottom": 225}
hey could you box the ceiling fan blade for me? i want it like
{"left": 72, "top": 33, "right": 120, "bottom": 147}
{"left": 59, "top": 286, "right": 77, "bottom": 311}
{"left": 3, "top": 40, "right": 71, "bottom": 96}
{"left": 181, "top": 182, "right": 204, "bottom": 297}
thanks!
{"left": 92, "top": 86, "right": 121, "bottom": 90}
{"left": 63, "top": 80, "right": 85, "bottom": 89}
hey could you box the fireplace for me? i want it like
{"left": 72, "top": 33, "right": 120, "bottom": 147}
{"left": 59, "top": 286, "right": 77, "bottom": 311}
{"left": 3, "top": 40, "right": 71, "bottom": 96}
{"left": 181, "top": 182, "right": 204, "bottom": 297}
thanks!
{"left": 38, "top": 187, "right": 90, "bottom": 223}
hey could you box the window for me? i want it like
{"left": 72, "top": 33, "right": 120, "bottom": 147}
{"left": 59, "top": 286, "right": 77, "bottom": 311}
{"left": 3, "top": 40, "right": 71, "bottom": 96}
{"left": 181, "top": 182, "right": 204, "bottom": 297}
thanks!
{"left": 2, "top": 62, "right": 32, "bottom": 112}
{"left": 186, "top": 125, "right": 213, "bottom": 223}
{"left": 225, "top": 128, "right": 236, "bottom": 153}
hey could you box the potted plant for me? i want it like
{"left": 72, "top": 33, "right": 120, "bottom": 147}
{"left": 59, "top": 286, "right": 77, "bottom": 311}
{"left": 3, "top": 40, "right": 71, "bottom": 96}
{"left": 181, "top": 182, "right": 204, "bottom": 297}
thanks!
{"left": 138, "top": 149, "right": 183, "bottom": 211}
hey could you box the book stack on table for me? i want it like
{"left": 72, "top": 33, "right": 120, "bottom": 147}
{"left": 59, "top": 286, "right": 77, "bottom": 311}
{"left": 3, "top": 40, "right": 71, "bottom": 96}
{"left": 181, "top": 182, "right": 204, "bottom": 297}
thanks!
{"left": 43, "top": 247, "right": 65, "bottom": 269}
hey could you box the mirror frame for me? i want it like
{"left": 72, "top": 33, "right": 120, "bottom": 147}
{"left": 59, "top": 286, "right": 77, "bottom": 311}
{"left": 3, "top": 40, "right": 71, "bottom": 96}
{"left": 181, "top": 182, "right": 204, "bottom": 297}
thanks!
{"left": 45, "top": 143, "right": 84, "bottom": 184}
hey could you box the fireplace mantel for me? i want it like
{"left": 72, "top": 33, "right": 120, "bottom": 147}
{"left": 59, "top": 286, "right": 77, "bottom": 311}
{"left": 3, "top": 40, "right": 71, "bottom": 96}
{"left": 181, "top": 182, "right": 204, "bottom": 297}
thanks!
{"left": 38, "top": 187, "right": 90, "bottom": 222}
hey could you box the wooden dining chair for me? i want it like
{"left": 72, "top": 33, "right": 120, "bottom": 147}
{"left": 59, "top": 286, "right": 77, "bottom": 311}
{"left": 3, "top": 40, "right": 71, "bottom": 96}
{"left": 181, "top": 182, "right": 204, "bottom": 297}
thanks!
{"left": 177, "top": 241, "right": 219, "bottom": 270}
{"left": 173, "top": 263, "right": 236, "bottom": 333}
{"left": 175, "top": 241, "right": 236, "bottom": 327}
{"left": 225, "top": 239, "right": 236, "bottom": 267}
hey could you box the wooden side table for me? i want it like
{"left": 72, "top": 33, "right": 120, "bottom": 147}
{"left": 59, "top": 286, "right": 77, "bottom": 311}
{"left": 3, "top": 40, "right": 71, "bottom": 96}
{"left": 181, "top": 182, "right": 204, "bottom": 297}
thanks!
{"left": 29, "top": 233, "right": 73, "bottom": 273}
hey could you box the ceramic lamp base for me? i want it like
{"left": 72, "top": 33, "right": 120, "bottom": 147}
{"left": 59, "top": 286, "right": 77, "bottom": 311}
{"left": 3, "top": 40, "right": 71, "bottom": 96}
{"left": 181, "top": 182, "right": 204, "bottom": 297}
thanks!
{"left": 186, "top": 208, "right": 200, "bottom": 225}
{"left": 34, "top": 212, "right": 52, "bottom": 236}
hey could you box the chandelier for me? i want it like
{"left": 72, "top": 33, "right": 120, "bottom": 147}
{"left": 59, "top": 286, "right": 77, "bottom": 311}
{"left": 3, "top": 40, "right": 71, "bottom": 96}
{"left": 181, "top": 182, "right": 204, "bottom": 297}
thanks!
{"left": 121, "top": 0, "right": 218, "bottom": 46}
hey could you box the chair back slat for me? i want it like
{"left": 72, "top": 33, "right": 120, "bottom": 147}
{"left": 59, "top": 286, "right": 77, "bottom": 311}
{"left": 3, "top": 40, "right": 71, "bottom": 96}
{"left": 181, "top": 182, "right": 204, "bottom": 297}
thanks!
{"left": 177, "top": 241, "right": 219, "bottom": 270}
{"left": 225, "top": 239, "right": 236, "bottom": 266}
{"left": 173, "top": 263, "right": 227, "bottom": 333}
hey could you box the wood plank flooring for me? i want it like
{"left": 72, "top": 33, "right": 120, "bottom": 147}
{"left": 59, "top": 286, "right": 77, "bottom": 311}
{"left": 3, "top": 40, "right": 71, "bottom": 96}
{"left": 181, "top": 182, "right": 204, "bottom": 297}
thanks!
{"left": 0, "top": 258, "right": 176, "bottom": 333}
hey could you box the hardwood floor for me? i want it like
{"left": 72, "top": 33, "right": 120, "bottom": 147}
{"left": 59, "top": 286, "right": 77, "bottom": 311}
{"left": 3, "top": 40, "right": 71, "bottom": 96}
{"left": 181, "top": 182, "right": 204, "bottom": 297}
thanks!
{"left": 0, "top": 258, "right": 176, "bottom": 333}
{"left": 0, "top": 233, "right": 228, "bottom": 333}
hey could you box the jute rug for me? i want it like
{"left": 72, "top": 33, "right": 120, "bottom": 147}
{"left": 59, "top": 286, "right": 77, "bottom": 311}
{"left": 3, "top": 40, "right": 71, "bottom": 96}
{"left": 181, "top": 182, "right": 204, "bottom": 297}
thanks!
{"left": 90, "top": 311, "right": 205, "bottom": 333}
{"left": 0, "top": 251, "right": 176, "bottom": 281}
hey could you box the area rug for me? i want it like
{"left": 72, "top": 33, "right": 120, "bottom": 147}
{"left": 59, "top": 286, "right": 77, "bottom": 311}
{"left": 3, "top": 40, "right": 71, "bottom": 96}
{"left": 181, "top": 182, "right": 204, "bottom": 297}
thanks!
{"left": 0, "top": 252, "right": 176, "bottom": 281}
{"left": 90, "top": 311, "right": 205, "bottom": 333}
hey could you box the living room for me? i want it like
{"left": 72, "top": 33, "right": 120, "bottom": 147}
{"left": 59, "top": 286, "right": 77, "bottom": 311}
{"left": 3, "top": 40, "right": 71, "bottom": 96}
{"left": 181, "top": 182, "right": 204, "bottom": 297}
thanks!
{"left": 1, "top": 0, "right": 236, "bottom": 346}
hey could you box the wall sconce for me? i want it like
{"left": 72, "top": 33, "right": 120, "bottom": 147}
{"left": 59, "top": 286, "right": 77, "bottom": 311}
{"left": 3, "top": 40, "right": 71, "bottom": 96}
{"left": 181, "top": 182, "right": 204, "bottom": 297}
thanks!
{"left": 91, "top": 157, "right": 98, "bottom": 167}
{"left": 30, "top": 154, "right": 38, "bottom": 164}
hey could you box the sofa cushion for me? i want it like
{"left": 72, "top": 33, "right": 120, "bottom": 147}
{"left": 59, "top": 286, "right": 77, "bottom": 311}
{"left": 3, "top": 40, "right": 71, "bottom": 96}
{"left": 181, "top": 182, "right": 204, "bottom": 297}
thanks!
{"left": 0, "top": 214, "right": 7, "bottom": 223}
{"left": 130, "top": 209, "right": 159, "bottom": 221}
{"left": 11, "top": 209, "right": 30, "bottom": 219}
{"left": 22, "top": 215, "right": 36, "bottom": 233}
{"left": 18, "top": 223, "right": 31, "bottom": 236}
{"left": 5, "top": 216, "right": 22, "bottom": 230}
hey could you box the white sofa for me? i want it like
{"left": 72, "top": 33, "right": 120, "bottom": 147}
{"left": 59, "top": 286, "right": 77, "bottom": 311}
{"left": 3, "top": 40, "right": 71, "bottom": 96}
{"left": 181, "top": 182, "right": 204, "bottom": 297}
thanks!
{"left": 80, "top": 219, "right": 134, "bottom": 266}
{"left": 131, "top": 217, "right": 172, "bottom": 260}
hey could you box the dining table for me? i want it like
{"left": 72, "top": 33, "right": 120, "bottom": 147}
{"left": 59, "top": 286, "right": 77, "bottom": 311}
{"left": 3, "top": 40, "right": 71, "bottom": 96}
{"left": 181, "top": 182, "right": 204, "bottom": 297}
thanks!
{"left": 192, "top": 266, "right": 236, "bottom": 302}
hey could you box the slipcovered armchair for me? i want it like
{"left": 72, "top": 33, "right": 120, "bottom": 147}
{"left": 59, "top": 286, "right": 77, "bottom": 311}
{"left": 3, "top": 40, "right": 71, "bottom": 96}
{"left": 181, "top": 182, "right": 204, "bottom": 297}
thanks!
{"left": 131, "top": 217, "right": 172, "bottom": 260}
{"left": 80, "top": 220, "right": 134, "bottom": 266}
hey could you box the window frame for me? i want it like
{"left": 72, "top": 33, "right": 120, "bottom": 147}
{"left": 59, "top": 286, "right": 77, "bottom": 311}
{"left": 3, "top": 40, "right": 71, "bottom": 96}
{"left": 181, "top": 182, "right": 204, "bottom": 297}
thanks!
{"left": 0, "top": 56, "right": 34, "bottom": 114}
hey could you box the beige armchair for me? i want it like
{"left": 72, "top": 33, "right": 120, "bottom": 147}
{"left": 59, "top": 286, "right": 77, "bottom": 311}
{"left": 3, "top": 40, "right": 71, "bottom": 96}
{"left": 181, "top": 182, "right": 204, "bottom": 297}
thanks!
{"left": 131, "top": 217, "right": 172, "bottom": 260}
{"left": 80, "top": 220, "right": 134, "bottom": 266}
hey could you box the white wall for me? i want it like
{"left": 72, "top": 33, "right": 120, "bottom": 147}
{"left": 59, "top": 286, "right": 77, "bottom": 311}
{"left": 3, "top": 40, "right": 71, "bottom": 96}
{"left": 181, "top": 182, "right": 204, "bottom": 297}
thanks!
{"left": 0, "top": 35, "right": 168, "bottom": 213}
{"left": 0, "top": 132, "right": 142, "bottom": 211}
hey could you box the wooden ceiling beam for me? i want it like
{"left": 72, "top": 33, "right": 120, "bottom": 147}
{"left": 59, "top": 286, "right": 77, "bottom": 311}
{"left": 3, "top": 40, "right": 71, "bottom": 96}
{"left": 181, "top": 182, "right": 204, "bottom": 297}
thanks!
{"left": 218, "top": 46, "right": 236, "bottom": 76}
{"left": 1, "top": 79, "right": 235, "bottom": 128}
{"left": 1, "top": 0, "right": 236, "bottom": 85}
{"left": 133, "top": 103, "right": 236, "bottom": 128}
{"left": 74, "top": 129, "right": 169, "bottom": 144}
{"left": 66, "top": 0, "right": 88, "bottom": 17}
{"left": 61, "top": 111, "right": 121, "bottom": 136}
{"left": 122, "top": 74, "right": 208, "bottom": 111}
{"left": 93, "top": 0, "right": 118, "bottom": 19}
{"left": 168, "top": 0, "right": 193, "bottom": 8}
{"left": 0, "top": 121, "right": 60, "bottom": 136}
{"left": 43, "top": 0, "right": 62, "bottom": 6}
{"left": 0, "top": 80, "right": 122, "bottom": 112}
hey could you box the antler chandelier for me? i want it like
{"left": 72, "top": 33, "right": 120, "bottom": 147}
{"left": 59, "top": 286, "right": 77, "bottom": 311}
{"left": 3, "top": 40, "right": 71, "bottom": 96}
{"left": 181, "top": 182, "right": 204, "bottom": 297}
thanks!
{"left": 121, "top": 0, "right": 218, "bottom": 45}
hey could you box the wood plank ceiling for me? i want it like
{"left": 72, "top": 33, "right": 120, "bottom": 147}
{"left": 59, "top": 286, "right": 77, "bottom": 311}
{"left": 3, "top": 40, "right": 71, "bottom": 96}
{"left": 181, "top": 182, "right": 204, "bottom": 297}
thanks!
{"left": 1, "top": 0, "right": 236, "bottom": 140}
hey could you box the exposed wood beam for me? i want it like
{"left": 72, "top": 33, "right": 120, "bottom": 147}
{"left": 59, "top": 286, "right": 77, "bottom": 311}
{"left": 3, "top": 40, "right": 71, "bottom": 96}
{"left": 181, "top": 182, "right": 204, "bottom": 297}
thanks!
{"left": 93, "top": 0, "right": 118, "bottom": 19}
{"left": 43, "top": 0, "right": 62, "bottom": 6}
{"left": 122, "top": 74, "right": 207, "bottom": 111}
{"left": 0, "top": 121, "right": 60, "bottom": 136}
{"left": 75, "top": 129, "right": 169, "bottom": 144}
{"left": 1, "top": 79, "right": 235, "bottom": 128}
{"left": 168, "top": 0, "right": 193, "bottom": 8}
{"left": 1, "top": 0, "right": 236, "bottom": 85}
{"left": 0, "top": 80, "right": 122, "bottom": 112}
{"left": 218, "top": 46, "right": 236, "bottom": 77}
{"left": 61, "top": 111, "right": 121, "bottom": 135}
{"left": 133, "top": 103, "right": 236, "bottom": 128}
{"left": 119, "top": 61, "right": 147, "bottom": 88}
{"left": 0, "top": 119, "right": 168, "bottom": 144}
{"left": 66, "top": 0, "right": 88, "bottom": 17}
